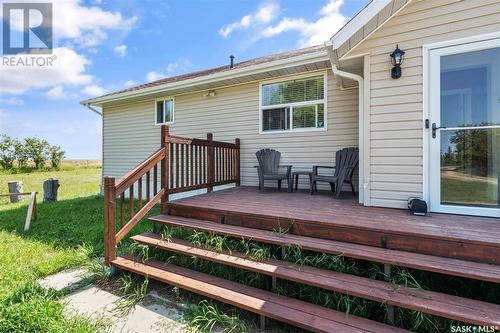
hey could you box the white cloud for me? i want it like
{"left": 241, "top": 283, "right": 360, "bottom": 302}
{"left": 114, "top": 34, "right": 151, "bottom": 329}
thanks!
{"left": 260, "top": 0, "right": 348, "bottom": 47}
{"left": 0, "top": 97, "right": 24, "bottom": 106}
{"left": 0, "top": 47, "right": 92, "bottom": 94}
{"left": 146, "top": 71, "right": 164, "bottom": 82}
{"left": 82, "top": 84, "right": 106, "bottom": 96}
{"left": 114, "top": 44, "right": 127, "bottom": 57}
{"left": 54, "top": 0, "right": 137, "bottom": 47}
{"left": 46, "top": 86, "right": 68, "bottom": 100}
{"left": 0, "top": 1, "right": 137, "bottom": 97}
{"left": 0, "top": 109, "right": 7, "bottom": 119}
{"left": 124, "top": 80, "right": 136, "bottom": 87}
{"left": 219, "top": 3, "right": 279, "bottom": 38}
{"left": 1, "top": 0, "right": 137, "bottom": 48}
{"left": 146, "top": 58, "right": 193, "bottom": 82}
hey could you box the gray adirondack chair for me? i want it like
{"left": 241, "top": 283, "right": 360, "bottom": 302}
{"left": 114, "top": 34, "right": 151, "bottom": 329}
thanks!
{"left": 255, "top": 149, "right": 292, "bottom": 192}
{"left": 310, "top": 147, "right": 359, "bottom": 199}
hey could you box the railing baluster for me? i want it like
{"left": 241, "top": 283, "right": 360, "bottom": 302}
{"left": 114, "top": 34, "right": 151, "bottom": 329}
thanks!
{"left": 235, "top": 138, "right": 240, "bottom": 186}
{"left": 120, "top": 193, "right": 125, "bottom": 228}
{"left": 175, "top": 143, "right": 180, "bottom": 188}
{"left": 190, "top": 144, "right": 194, "bottom": 186}
{"left": 161, "top": 125, "right": 168, "bottom": 213}
{"left": 146, "top": 170, "right": 150, "bottom": 202}
{"left": 170, "top": 143, "right": 174, "bottom": 189}
{"left": 129, "top": 184, "right": 134, "bottom": 219}
{"left": 202, "top": 145, "right": 206, "bottom": 184}
{"left": 182, "top": 144, "right": 185, "bottom": 187}
{"left": 137, "top": 176, "right": 142, "bottom": 210}
{"left": 153, "top": 164, "right": 158, "bottom": 195}
{"left": 229, "top": 148, "right": 232, "bottom": 181}
{"left": 221, "top": 147, "right": 224, "bottom": 181}
{"left": 193, "top": 145, "right": 199, "bottom": 185}
{"left": 215, "top": 147, "right": 219, "bottom": 182}
{"left": 226, "top": 148, "right": 230, "bottom": 181}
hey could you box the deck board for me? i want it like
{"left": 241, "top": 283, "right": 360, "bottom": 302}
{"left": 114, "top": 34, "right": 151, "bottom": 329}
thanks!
{"left": 167, "top": 186, "right": 500, "bottom": 264}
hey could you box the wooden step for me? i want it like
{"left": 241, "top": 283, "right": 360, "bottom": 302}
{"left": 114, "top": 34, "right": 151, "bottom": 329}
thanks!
{"left": 133, "top": 232, "right": 500, "bottom": 326}
{"left": 149, "top": 215, "right": 500, "bottom": 283}
{"left": 112, "top": 256, "right": 409, "bottom": 333}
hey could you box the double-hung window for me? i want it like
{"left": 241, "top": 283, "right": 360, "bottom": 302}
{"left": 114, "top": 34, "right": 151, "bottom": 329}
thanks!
{"left": 155, "top": 98, "right": 174, "bottom": 124}
{"left": 260, "top": 74, "right": 326, "bottom": 132}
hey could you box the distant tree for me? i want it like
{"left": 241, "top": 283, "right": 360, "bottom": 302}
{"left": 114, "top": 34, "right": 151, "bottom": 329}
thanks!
{"left": 49, "top": 145, "right": 65, "bottom": 168}
{"left": 0, "top": 134, "right": 16, "bottom": 169}
{"left": 24, "top": 137, "right": 50, "bottom": 169}
{"left": 13, "top": 138, "right": 29, "bottom": 168}
{"left": 449, "top": 123, "right": 491, "bottom": 177}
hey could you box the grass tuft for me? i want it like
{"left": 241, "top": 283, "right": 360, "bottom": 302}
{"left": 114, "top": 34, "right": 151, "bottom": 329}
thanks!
{"left": 185, "top": 300, "right": 248, "bottom": 333}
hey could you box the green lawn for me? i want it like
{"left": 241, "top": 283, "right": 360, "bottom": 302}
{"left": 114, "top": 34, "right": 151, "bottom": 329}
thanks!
{"left": 441, "top": 176, "right": 499, "bottom": 207}
{"left": 0, "top": 167, "right": 105, "bottom": 332}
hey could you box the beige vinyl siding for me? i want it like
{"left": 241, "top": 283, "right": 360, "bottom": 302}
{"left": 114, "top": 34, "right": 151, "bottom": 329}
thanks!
{"left": 103, "top": 70, "right": 359, "bottom": 192}
{"left": 347, "top": 0, "right": 500, "bottom": 208}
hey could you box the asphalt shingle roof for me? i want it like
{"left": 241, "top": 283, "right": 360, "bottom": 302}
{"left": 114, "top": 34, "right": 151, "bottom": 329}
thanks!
{"left": 96, "top": 45, "right": 325, "bottom": 100}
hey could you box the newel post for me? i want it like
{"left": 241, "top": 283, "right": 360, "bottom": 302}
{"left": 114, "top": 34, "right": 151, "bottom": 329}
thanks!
{"left": 235, "top": 138, "right": 241, "bottom": 186}
{"left": 207, "top": 133, "right": 214, "bottom": 192}
{"left": 161, "top": 125, "right": 169, "bottom": 214}
{"left": 103, "top": 176, "right": 116, "bottom": 265}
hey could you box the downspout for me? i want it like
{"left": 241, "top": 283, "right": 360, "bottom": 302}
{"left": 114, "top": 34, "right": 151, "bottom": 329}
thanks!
{"left": 81, "top": 102, "right": 104, "bottom": 194}
{"left": 324, "top": 42, "right": 367, "bottom": 205}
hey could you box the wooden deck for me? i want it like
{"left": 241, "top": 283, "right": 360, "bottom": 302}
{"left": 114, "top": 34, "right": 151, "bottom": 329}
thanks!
{"left": 167, "top": 186, "right": 500, "bottom": 264}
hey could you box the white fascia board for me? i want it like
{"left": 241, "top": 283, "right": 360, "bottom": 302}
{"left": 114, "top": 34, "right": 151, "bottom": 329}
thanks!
{"left": 330, "top": 0, "right": 391, "bottom": 49}
{"left": 82, "top": 51, "right": 329, "bottom": 106}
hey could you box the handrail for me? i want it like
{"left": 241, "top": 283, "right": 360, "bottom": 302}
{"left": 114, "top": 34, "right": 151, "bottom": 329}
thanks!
{"left": 103, "top": 125, "right": 240, "bottom": 265}
{"left": 115, "top": 148, "right": 165, "bottom": 195}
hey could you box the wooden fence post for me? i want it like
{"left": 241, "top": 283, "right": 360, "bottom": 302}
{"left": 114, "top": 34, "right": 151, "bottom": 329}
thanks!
{"left": 104, "top": 176, "right": 116, "bottom": 265}
{"left": 161, "top": 125, "right": 169, "bottom": 214}
{"left": 235, "top": 138, "right": 240, "bottom": 186}
{"left": 207, "top": 133, "right": 214, "bottom": 192}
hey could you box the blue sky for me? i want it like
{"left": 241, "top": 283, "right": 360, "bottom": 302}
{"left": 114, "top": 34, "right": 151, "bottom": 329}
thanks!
{"left": 0, "top": 0, "right": 369, "bottom": 159}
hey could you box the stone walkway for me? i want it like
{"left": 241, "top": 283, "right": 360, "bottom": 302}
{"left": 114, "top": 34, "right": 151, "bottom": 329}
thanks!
{"left": 39, "top": 268, "right": 189, "bottom": 333}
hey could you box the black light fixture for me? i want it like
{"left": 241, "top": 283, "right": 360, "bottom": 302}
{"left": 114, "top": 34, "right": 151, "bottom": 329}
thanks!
{"left": 390, "top": 44, "right": 405, "bottom": 79}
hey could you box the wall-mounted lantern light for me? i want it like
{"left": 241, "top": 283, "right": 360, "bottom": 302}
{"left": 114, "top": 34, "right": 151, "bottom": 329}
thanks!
{"left": 390, "top": 44, "right": 405, "bottom": 79}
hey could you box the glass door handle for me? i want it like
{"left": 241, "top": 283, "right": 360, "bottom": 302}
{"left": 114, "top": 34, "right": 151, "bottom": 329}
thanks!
{"left": 431, "top": 123, "right": 446, "bottom": 138}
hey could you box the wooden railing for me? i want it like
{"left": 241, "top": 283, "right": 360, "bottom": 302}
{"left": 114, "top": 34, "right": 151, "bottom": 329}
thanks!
{"left": 103, "top": 125, "right": 240, "bottom": 264}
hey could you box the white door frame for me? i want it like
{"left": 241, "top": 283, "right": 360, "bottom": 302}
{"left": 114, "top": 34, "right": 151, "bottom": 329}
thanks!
{"left": 423, "top": 32, "right": 500, "bottom": 218}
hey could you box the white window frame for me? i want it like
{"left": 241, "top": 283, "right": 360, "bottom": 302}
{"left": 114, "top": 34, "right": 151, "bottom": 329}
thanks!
{"left": 155, "top": 97, "right": 175, "bottom": 125}
{"left": 259, "top": 71, "right": 328, "bottom": 134}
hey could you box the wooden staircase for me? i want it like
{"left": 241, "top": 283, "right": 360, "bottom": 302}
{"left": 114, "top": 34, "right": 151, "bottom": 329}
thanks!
{"left": 103, "top": 127, "right": 500, "bottom": 332}
{"left": 112, "top": 256, "right": 408, "bottom": 333}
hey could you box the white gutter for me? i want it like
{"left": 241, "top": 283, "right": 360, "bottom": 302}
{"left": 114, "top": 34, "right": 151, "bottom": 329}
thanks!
{"left": 325, "top": 42, "right": 366, "bottom": 205}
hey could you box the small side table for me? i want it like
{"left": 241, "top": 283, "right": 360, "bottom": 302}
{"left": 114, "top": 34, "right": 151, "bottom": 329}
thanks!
{"left": 292, "top": 171, "right": 312, "bottom": 191}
